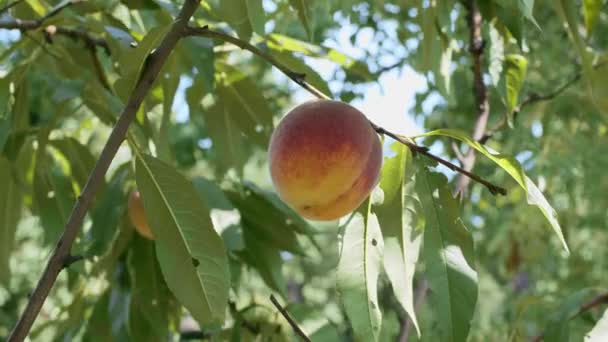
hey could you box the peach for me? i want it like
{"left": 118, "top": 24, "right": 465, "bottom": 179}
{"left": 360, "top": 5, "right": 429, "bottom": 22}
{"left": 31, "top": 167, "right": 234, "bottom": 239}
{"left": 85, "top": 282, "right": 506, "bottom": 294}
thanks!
{"left": 268, "top": 99, "right": 382, "bottom": 221}
{"left": 128, "top": 191, "right": 155, "bottom": 240}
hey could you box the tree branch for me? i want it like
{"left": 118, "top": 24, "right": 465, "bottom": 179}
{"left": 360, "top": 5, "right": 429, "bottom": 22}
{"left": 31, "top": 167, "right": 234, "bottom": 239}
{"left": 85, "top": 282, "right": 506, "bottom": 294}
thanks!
{"left": 270, "top": 294, "right": 311, "bottom": 342}
{"left": 530, "top": 291, "right": 608, "bottom": 342}
{"left": 0, "top": 0, "right": 23, "bottom": 14}
{"left": 479, "top": 61, "right": 608, "bottom": 144}
{"left": 6, "top": 1, "right": 201, "bottom": 341}
{"left": 455, "top": 0, "right": 489, "bottom": 198}
{"left": 0, "top": 0, "right": 81, "bottom": 30}
{"left": 183, "top": 26, "right": 506, "bottom": 196}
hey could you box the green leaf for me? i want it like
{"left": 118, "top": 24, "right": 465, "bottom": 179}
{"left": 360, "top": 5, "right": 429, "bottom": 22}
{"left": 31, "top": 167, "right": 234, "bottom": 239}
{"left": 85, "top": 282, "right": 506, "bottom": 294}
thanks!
{"left": 270, "top": 50, "right": 333, "bottom": 97}
{"left": 214, "top": 0, "right": 253, "bottom": 41}
{"left": 374, "top": 143, "right": 421, "bottom": 336}
{"left": 489, "top": 22, "right": 505, "bottom": 87}
{"left": 336, "top": 197, "right": 383, "bottom": 341}
{"left": 586, "top": 308, "right": 608, "bottom": 341}
{"left": 583, "top": 0, "right": 602, "bottom": 37}
{"left": 88, "top": 164, "right": 129, "bottom": 256}
{"left": 246, "top": 0, "right": 266, "bottom": 35}
{"left": 225, "top": 183, "right": 307, "bottom": 255}
{"left": 416, "top": 168, "right": 478, "bottom": 342}
{"left": 288, "top": 0, "right": 312, "bottom": 40}
{"left": 51, "top": 138, "right": 102, "bottom": 192}
{"left": 192, "top": 177, "right": 244, "bottom": 252}
{"left": 216, "top": 68, "right": 274, "bottom": 147}
{"left": 420, "top": 128, "right": 570, "bottom": 254}
{"left": 127, "top": 236, "right": 173, "bottom": 342}
{"left": 115, "top": 26, "right": 171, "bottom": 103}
{"left": 205, "top": 102, "right": 247, "bottom": 176}
{"left": 240, "top": 229, "right": 287, "bottom": 294}
{"left": 135, "top": 153, "right": 230, "bottom": 328}
{"left": 544, "top": 288, "right": 600, "bottom": 342}
{"left": 504, "top": 54, "right": 528, "bottom": 126}
{"left": 517, "top": 0, "right": 540, "bottom": 28}
{"left": 0, "top": 157, "right": 23, "bottom": 285}
{"left": 33, "top": 148, "right": 76, "bottom": 244}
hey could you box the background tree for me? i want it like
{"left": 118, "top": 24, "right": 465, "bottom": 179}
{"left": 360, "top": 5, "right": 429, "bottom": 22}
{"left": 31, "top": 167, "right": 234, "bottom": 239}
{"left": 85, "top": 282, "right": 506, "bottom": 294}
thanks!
{"left": 0, "top": 0, "right": 606, "bottom": 341}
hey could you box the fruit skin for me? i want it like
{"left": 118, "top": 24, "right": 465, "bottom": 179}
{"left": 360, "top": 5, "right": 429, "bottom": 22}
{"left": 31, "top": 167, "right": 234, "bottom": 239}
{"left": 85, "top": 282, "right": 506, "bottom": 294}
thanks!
{"left": 128, "top": 191, "right": 154, "bottom": 240}
{"left": 268, "top": 99, "right": 382, "bottom": 221}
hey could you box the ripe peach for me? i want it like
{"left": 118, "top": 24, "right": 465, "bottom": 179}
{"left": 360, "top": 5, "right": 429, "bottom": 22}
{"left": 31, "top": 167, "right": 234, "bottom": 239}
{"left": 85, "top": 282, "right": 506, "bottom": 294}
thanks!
{"left": 268, "top": 100, "right": 382, "bottom": 221}
{"left": 128, "top": 191, "right": 154, "bottom": 240}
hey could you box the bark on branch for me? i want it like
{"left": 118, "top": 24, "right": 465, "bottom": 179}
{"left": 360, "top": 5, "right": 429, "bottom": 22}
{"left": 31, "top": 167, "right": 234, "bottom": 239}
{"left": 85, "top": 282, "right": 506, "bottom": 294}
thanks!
{"left": 182, "top": 26, "right": 507, "bottom": 196}
{"left": 6, "top": 1, "right": 201, "bottom": 341}
{"left": 455, "top": 0, "right": 489, "bottom": 197}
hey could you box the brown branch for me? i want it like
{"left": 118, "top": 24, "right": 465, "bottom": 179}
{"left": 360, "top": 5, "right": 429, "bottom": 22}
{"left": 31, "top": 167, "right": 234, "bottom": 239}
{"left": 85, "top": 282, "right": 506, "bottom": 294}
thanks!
{"left": 530, "top": 291, "right": 608, "bottom": 342}
{"left": 54, "top": 27, "right": 111, "bottom": 55}
{"left": 6, "top": 1, "right": 201, "bottom": 341}
{"left": 455, "top": 0, "right": 489, "bottom": 198}
{"left": 0, "top": 0, "right": 110, "bottom": 56}
{"left": 270, "top": 294, "right": 311, "bottom": 342}
{"left": 183, "top": 26, "right": 507, "bottom": 196}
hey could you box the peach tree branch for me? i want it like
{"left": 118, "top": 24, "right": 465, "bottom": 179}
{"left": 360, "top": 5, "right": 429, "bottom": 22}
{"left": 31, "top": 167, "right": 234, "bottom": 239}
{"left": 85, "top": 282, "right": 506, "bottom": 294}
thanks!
{"left": 530, "top": 291, "right": 608, "bottom": 342}
{"left": 6, "top": 1, "right": 201, "bottom": 341}
{"left": 454, "top": 0, "right": 490, "bottom": 197}
{"left": 182, "top": 26, "right": 507, "bottom": 196}
{"left": 270, "top": 294, "right": 311, "bottom": 342}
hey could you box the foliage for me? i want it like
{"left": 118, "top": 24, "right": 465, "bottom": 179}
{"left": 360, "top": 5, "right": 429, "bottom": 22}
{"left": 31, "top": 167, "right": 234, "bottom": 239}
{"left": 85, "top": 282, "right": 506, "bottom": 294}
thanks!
{"left": 0, "top": 0, "right": 607, "bottom": 341}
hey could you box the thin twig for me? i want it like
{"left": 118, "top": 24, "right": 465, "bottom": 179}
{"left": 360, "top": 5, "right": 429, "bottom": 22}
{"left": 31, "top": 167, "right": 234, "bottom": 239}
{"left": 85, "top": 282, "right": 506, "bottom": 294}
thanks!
{"left": 0, "top": 0, "right": 23, "bottom": 14}
{"left": 6, "top": 1, "right": 201, "bottom": 341}
{"left": 270, "top": 294, "right": 311, "bottom": 342}
{"left": 0, "top": 0, "right": 81, "bottom": 29}
{"left": 530, "top": 291, "right": 608, "bottom": 342}
{"left": 183, "top": 26, "right": 507, "bottom": 196}
{"left": 61, "top": 254, "right": 84, "bottom": 269}
{"left": 455, "top": 0, "right": 489, "bottom": 198}
{"left": 479, "top": 61, "right": 608, "bottom": 144}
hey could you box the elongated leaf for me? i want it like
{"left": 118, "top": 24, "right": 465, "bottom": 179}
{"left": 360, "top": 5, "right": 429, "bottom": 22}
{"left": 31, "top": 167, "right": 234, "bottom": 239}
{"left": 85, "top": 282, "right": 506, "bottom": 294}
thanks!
{"left": 225, "top": 183, "right": 307, "bottom": 255}
{"left": 88, "top": 164, "right": 129, "bottom": 256}
{"left": 420, "top": 128, "right": 570, "bottom": 254}
{"left": 504, "top": 54, "right": 528, "bottom": 126}
{"left": 214, "top": 0, "right": 253, "bottom": 41}
{"left": 337, "top": 198, "right": 383, "bottom": 341}
{"left": 114, "top": 26, "right": 171, "bottom": 103}
{"left": 270, "top": 50, "right": 332, "bottom": 97}
{"left": 545, "top": 288, "right": 599, "bottom": 342}
{"left": 246, "top": 0, "right": 265, "bottom": 35}
{"left": 33, "top": 149, "right": 76, "bottom": 244}
{"left": 216, "top": 69, "right": 274, "bottom": 147}
{"left": 240, "top": 229, "right": 287, "bottom": 294}
{"left": 51, "top": 138, "right": 103, "bottom": 192}
{"left": 518, "top": 0, "right": 540, "bottom": 28}
{"left": 127, "top": 236, "right": 173, "bottom": 342}
{"left": 203, "top": 98, "right": 248, "bottom": 176}
{"left": 288, "top": 0, "right": 312, "bottom": 40}
{"left": 135, "top": 153, "right": 230, "bottom": 328}
{"left": 416, "top": 168, "right": 477, "bottom": 342}
{"left": 489, "top": 23, "right": 505, "bottom": 86}
{"left": 586, "top": 308, "right": 608, "bottom": 341}
{"left": 583, "top": 0, "right": 602, "bottom": 36}
{"left": 374, "top": 143, "right": 421, "bottom": 336}
{"left": 192, "top": 178, "right": 244, "bottom": 253}
{"left": 0, "top": 157, "right": 23, "bottom": 284}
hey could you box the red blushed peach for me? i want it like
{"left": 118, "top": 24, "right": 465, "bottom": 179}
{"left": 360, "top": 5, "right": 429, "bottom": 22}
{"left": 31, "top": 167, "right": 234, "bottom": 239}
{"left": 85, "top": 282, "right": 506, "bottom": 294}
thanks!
{"left": 268, "top": 100, "right": 383, "bottom": 221}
